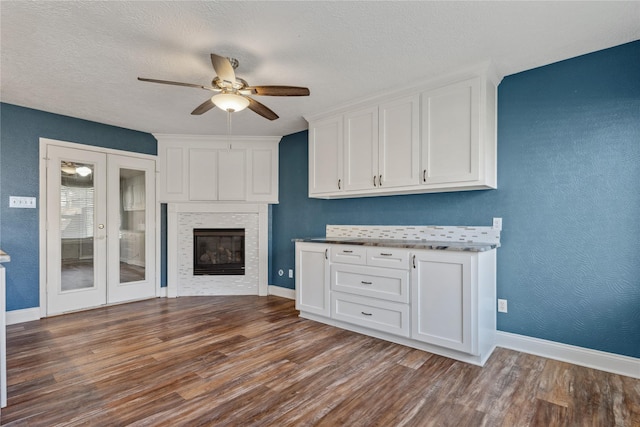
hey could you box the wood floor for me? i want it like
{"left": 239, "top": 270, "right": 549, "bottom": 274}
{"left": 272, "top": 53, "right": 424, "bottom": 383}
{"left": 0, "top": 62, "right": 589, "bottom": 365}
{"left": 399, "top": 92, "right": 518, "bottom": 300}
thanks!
{"left": 3, "top": 296, "right": 639, "bottom": 426}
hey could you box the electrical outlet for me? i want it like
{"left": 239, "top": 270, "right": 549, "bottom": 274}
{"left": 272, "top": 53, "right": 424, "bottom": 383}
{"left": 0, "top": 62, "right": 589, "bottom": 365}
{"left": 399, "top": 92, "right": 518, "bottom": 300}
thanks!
{"left": 289, "top": 269, "right": 294, "bottom": 279}
{"left": 493, "top": 217, "right": 502, "bottom": 231}
{"left": 498, "top": 299, "right": 508, "bottom": 313}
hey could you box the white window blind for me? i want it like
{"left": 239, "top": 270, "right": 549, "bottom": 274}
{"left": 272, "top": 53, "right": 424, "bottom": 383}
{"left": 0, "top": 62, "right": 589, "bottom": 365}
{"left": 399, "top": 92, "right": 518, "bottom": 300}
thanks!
{"left": 60, "top": 185, "right": 94, "bottom": 239}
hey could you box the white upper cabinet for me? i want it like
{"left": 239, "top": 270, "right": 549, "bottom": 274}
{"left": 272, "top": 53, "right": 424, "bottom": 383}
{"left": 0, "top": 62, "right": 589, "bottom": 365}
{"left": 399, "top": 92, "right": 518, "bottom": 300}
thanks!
{"left": 309, "top": 116, "right": 343, "bottom": 195}
{"left": 157, "top": 135, "right": 280, "bottom": 203}
{"left": 343, "top": 96, "right": 420, "bottom": 192}
{"left": 378, "top": 95, "right": 420, "bottom": 189}
{"left": 344, "top": 106, "right": 377, "bottom": 191}
{"left": 420, "top": 76, "right": 496, "bottom": 190}
{"left": 306, "top": 63, "right": 500, "bottom": 199}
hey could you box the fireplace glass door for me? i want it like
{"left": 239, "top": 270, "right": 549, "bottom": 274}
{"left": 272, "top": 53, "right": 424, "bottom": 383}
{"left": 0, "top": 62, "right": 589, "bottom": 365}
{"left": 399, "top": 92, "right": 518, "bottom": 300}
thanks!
{"left": 193, "top": 229, "right": 245, "bottom": 275}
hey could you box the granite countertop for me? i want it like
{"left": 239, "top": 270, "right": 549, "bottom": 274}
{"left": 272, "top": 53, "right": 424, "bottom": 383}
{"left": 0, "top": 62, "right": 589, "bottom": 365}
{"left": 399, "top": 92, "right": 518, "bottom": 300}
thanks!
{"left": 293, "top": 238, "right": 499, "bottom": 252}
{"left": 0, "top": 249, "right": 10, "bottom": 263}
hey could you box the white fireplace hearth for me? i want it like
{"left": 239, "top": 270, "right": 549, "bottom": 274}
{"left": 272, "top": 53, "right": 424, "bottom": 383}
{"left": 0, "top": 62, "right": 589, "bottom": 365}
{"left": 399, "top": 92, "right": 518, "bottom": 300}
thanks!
{"left": 167, "top": 203, "right": 268, "bottom": 297}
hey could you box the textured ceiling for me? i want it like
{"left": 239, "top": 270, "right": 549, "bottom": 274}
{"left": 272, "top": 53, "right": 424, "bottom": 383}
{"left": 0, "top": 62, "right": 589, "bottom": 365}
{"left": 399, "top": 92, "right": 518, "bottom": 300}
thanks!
{"left": 1, "top": 1, "right": 639, "bottom": 137}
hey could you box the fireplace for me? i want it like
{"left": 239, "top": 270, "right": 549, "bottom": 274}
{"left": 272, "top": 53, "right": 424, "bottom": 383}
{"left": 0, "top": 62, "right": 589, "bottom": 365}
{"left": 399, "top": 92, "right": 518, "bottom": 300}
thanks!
{"left": 193, "top": 228, "right": 245, "bottom": 275}
{"left": 168, "top": 203, "right": 267, "bottom": 297}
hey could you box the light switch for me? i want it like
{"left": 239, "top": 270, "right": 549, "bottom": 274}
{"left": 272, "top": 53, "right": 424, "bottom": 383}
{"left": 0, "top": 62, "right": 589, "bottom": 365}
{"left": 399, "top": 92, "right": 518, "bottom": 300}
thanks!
{"left": 9, "top": 196, "right": 37, "bottom": 209}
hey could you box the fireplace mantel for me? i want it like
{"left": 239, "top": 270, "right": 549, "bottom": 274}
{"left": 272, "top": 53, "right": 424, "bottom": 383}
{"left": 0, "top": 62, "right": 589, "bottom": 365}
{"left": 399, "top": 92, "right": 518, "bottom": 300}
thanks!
{"left": 167, "top": 203, "right": 268, "bottom": 297}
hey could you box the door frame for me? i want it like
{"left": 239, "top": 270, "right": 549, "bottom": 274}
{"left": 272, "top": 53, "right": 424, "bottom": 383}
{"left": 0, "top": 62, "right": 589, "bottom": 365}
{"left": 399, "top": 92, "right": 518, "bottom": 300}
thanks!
{"left": 38, "top": 137, "right": 161, "bottom": 318}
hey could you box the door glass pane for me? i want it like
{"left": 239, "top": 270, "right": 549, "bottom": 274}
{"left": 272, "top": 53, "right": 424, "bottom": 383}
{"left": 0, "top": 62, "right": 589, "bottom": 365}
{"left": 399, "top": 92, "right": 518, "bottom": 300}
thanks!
{"left": 60, "top": 161, "right": 95, "bottom": 291}
{"left": 119, "top": 168, "right": 146, "bottom": 283}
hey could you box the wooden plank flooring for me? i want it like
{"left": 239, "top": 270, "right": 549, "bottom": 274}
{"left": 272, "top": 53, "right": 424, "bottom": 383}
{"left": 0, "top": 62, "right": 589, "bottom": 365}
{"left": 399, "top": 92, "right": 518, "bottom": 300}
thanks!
{"left": 2, "top": 296, "right": 639, "bottom": 426}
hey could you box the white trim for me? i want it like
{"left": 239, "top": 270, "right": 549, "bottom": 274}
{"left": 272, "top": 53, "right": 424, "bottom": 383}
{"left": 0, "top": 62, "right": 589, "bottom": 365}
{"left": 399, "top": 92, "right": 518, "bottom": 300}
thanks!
{"left": 497, "top": 331, "right": 640, "bottom": 379}
{"left": 268, "top": 285, "right": 295, "bottom": 300}
{"left": 6, "top": 307, "right": 41, "bottom": 325}
{"left": 153, "top": 134, "right": 281, "bottom": 145}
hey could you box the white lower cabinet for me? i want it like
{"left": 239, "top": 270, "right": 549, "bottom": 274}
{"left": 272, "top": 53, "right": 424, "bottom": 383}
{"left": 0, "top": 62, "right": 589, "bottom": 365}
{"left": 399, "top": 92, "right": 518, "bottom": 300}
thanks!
{"left": 411, "top": 251, "right": 473, "bottom": 353}
{"left": 332, "top": 292, "right": 410, "bottom": 337}
{"left": 331, "top": 263, "right": 409, "bottom": 303}
{"left": 295, "top": 243, "right": 330, "bottom": 317}
{"left": 295, "top": 242, "right": 497, "bottom": 366}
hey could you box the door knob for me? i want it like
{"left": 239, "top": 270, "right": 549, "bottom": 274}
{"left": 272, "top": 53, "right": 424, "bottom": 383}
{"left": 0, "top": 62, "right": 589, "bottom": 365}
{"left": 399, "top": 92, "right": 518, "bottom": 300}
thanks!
{"left": 98, "top": 224, "right": 105, "bottom": 229}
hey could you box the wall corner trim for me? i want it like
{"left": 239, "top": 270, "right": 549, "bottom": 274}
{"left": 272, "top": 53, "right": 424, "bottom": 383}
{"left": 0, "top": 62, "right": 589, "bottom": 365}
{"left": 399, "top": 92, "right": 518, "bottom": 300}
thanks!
{"left": 268, "top": 285, "right": 295, "bottom": 300}
{"left": 6, "top": 308, "right": 41, "bottom": 326}
{"left": 496, "top": 331, "right": 640, "bottom": 379}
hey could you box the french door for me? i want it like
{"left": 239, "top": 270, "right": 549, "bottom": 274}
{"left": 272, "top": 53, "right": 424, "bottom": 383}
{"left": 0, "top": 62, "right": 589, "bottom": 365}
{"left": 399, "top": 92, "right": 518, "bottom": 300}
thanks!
{"left": 45, "top": 145, "right": 156, "bottom": 315}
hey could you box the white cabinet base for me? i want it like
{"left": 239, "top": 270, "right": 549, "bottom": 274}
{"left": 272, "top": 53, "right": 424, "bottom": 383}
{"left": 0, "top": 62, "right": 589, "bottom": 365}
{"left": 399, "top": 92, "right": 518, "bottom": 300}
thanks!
{"left": 298, "top": 311, "right": 495, "bottom": 367}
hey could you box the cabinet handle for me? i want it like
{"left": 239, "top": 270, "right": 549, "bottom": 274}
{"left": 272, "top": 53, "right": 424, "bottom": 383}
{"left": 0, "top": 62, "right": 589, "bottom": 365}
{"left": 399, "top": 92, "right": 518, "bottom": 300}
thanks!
{"left": 338, "top": 179, "right": 341, "bottom": 190}
{"left": 342, "top": 250, "right": 353, "bottom": 254}
{"left": 379, "top": 175, "right": 382, "bottom": 186}
{"left": 361, "top": 312, "right": 373, "bottom": 316}
{"left": 373, "top": 175, "right": 377, "bottom": 187}
{"left": 379, "top": 253, "right": 392, "bottom": 256}
{"left": 423, "top": 170, "right": 427, "bottom": 182}
{"left": 361, "top": 281, "right": 373, "bottom": 285}
{"left": 412, "top": 255, "right": 416, "bottom": 268}
{"left": 325, "top": 248, "right": 328, "bottom": 260}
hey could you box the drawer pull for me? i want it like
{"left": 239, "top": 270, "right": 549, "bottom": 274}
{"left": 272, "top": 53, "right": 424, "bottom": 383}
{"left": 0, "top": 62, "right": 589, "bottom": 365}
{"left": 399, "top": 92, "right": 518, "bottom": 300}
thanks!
{"left": 325, "top": 248, "right": 328, "bottom": 260}
{"left": 412, "top": 255, "right": 416, "bottom": 269}
{"left": 379, "top": 253, "right": 393, "bottom": 256}
{"left": 361, "top": 281, "right": 373, "bottom": 285}
{"left": 342, "top": 250, "right": 353, "bottom": 254}
{"left": 361, "top": 312, "right": 373, "bottom": 316}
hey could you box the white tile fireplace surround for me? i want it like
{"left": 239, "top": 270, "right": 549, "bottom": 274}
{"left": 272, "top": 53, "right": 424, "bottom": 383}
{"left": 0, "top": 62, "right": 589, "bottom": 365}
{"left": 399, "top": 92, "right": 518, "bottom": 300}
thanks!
{"left": 167, "top": 203, "right": 268, "bottom": 297}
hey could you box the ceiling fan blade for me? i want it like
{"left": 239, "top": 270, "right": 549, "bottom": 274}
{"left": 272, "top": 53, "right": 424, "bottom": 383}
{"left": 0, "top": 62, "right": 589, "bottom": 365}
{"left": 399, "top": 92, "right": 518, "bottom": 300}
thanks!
{"left": 247, "top": 97, "right": 279, "bottom": 121}
{"left": 210, "top": 54, "right": 236, "bottom": 84}
{"left": 248, "top": 86, "right": 310, "bottom": 96}
{"left": 191, "top": 99, "right": 216, "bottom": 115}
{"left": 138, "top": 77, "right": 218, "bottom": 91}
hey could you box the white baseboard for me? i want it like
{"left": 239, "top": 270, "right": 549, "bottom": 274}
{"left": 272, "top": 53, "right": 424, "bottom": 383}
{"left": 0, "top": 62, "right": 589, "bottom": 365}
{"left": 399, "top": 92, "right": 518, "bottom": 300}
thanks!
{"left": 496, "top": 331, "right": 639, "bottom": 379}
{"left": 268, "top": 285, "right": 295, "bottom": 300}
{"left": 6, "top": 307, "right": 41, "bottom": 325}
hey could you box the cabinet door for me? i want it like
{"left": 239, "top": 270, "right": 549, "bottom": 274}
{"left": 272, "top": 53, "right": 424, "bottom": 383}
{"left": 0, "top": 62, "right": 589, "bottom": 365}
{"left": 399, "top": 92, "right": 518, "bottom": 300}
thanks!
{"left": 344, "top": 106, "right": 378, "bottom": 191}
{"left": 218, "top": 149, "right": 246, "bottom": 200}
{"left": 378, "top": 94, "right": 420, "bottom": 188}
{"left": 247, "top": 145, "right": 278, "bottom": 203}
{"left": 189, "top": 148, "right": 218, "bottom": 200}
{"left": 295, "top": 243, "right": 330, "bottom": 316}
{"left": 309, "top": 116, "right": 343, "bottom": 195}
{"left": 158, "top": 143, "right": 188, "bottom": 202}
{"left": 421, "top": 77, "right": 480, "bottom": 185}
{"left": 411, "top": 251, "right": 473, "bottom": 354}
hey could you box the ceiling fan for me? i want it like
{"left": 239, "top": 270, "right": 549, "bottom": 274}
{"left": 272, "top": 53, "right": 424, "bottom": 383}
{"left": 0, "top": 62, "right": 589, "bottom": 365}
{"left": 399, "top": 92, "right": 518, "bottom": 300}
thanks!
{"left": 138, "top": 53, "right": 310, "bottom": 121}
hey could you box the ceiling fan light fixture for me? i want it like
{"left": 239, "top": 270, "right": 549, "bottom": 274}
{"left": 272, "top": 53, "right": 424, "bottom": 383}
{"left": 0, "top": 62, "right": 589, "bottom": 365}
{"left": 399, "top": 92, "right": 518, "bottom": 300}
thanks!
{"left": 211, "top": 93, "right": 249, "bottom": 112}
{"left": 75, "top": 166, "right": 92, "bottom": 177}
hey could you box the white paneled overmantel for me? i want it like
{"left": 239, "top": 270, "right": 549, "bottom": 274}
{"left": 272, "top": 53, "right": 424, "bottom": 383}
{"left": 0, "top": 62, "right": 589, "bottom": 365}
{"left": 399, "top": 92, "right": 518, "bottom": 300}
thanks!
{"left": 167, "top": 203, "right": 269, "bottom": 297}
{"left": 305, "top": 62, "right": 502, "bottom": 199}
{"left": 155, "top": 134, "right": 281, "bottom": 204}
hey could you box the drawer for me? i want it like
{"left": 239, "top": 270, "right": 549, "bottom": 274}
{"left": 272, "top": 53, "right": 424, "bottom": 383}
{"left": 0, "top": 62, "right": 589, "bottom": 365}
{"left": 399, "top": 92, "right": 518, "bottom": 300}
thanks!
{"left": 331, "top": 264, "right": 409, "bottom": 303}
{"left": 331, "top": 292, "right": 410, "bottom": 337}
{"left": 330, "top": 245, "right": 367, "bottom": 265}
{"left": 366, "top": 248, "right": 410, "bottom": 269}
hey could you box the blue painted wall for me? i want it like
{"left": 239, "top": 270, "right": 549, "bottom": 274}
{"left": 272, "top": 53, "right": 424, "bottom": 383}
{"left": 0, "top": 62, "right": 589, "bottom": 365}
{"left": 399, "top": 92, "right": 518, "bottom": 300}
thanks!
{"left": 270, "top": 41, "right": 640, "bottom": 358}
{"left": 0, "top": 103, "right": 157, "bottom": 311}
